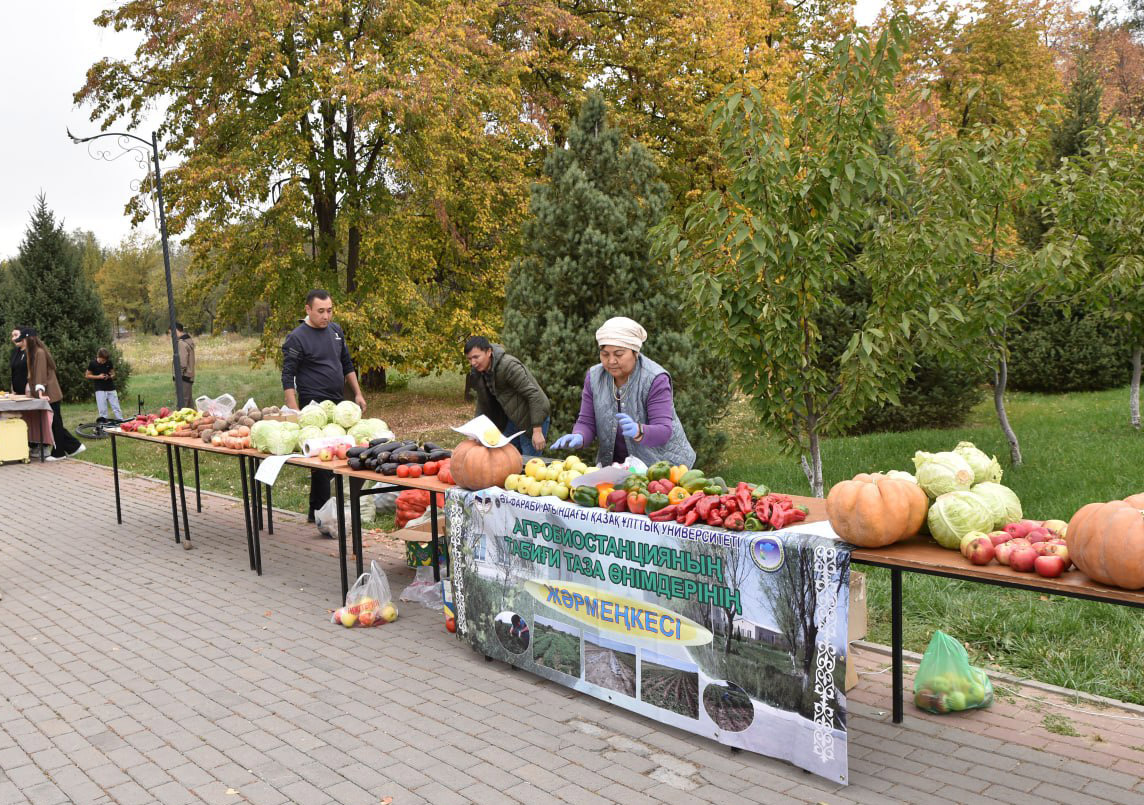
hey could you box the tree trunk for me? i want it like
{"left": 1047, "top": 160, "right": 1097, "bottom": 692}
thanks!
{"left": 1131, "top": 345, "right": 1142, "bottom": 430}
{"left": 994, "top": 358, "right": 1022, "bottom": 466}
{"left": 801, "top": 429, "right": 824, "bottom": 497}
{"left": 360, "top": 367, "right": 387, "bottom": 391}
{"left": 723, "top": 608, "right": 735, "bottom": 656}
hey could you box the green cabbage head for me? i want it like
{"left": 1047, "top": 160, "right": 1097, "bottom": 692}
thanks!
{"left": 333, "top": 400, "right": 362, "bottom": 429}
{"left": 970, "top": 482, "right": 1023, "bottom": 530}
{"left": 927, "top": 491, "right": 996, "bottom": 549}
{"left": 321, "top": 423, "right": 346, "bottom": 438}
{"left": 912, "top": 451, "right": 975, "bottom": 499}
{"left": 298, "top": 403, "right": 327, "bottom": 428}
{"left": 319, "top": 399, "right": 338, "bottom": 421}
{"left": 954, "top": 441, "right": 1003, "bottom": 484}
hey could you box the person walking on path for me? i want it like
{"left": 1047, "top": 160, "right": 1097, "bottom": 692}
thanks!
{"left": 464, "top": 336, "right": 550, "bottom": 456}
{"left": 169, "top": 323, "right": 196, "bottom": 405}
{"left": 19, "top": 328, "right": 85, "bottom": 460}
{"left": 85, "top": 348, "right": 123, "bottom": 421}
{"left": 282, "top": 290, "right": 367, "bottom": 523}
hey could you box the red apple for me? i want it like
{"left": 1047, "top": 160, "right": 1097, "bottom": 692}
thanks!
{"left": 988, "top": 531, "right": 1012, "bottom": 547}
{"left": 1009, "top": 547, "right": 1039, "bottom": 573}
{"left": 964, "top": 536, "right": 996, "bottom": 566}
{"left": 1041, "top": 519, "right": 1068, "bottom": 538}
{"left": 1039, "top": 541, "right": 1070, "bottom": 567}
{"left": 995, "top": 541, "right": 1018, "bottom": 566}
{"left": 334, "top": 443, "right": 349, "bottom": 460}
{"left": 1032, "top": 542, "right": 1056, "bottom": 557}
{"left": 960, "top": 531, "right": 990, "bottom": 558}
{"left": 1003, "top": 522, "right": 1032, "bottom": 539}
{"left": 1034, "top": 555, "right": 1067, "bottom": 578}
{"left": 1025, "top": 527, "right": 1050, "bottom": 544}
{"left": 318, "top": 447, "right": 333, "bottom": 462}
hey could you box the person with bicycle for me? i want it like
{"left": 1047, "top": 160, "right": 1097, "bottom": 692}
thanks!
{"left": 85, "top": 348, "right": 123, "bottom": 422}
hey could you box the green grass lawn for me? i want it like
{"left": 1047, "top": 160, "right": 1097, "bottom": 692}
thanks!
{"left": 57, "top": 340, "right": 1144, "bottom": 705}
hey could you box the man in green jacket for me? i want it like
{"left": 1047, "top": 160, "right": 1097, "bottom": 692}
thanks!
{"left": 465, "top": 336, "right": 550, "bottom": 456}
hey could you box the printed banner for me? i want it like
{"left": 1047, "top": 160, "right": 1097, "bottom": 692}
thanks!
{"left": 446, "top": 487, "right": 852, "bottom": 784}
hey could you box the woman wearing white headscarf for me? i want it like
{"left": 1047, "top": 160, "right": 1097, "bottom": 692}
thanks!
{"left": 551, "top": 316, "right": 695, "bottom": 467}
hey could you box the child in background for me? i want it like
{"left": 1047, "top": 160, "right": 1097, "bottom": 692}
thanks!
{"left": 85, "top": 348, "right": 123, "bottom": 422}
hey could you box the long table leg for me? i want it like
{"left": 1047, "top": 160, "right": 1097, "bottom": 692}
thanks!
{"left": 350, "top": 476, "right": 364, "bottom": 580}
{"left": 174, "top": 446, "right": 191, "bottom": 547}
{"left": 194, "top": 449, "right": 201, "bottom": 512}
{"left": 265, "top": 464, "right": 274, "bottom": 534}
{"left": 248, "top": 458, "right": 263, "bottom": 575}
{"left": 111, "top": 433, "right": 122, "bottom": 524}
{"left": 238, "top": 455, "right": 256, "bottom": 571}
{"left": 891, "top": 568, "right": 904, "bottom": 724}
{"left": 336, "top": 475, "right": 348, "bottom": 602}
{"left": 164, "top": 443, "right": 181, "bottom": 544}
{"left": 430, "top": 500, "right": 441, "bottom": 582}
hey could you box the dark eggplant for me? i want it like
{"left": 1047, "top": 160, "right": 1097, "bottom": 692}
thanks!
{"left": 427, "top": 449, "right": 452, "bottom": 462}
{"left": 377, "top": 451, "right": 391, "bottom": 463}
{"left": 379, "top": 462, "right": 400, "bottom": 475}
{"left": 346, "top": 446, "right": 368, "bottom": 458}
{"left": 370, "top": 439, "right": 402, "bottom": 451}
{"left": 421, "top": 442, "right": 443, "bottom": 453}
{"left": 394, "top": 450, "right": 430, "bottom": 464}
{"left": 347, "top": 457, "right": 364, "bottom": 470}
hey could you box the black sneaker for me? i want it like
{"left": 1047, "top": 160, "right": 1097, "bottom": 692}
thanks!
{"left": 307, "top": 510, "right": 316, "bottom": 523}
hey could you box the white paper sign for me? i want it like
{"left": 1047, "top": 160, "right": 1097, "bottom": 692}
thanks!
{"left": 255, "top": 453, "right": 301, "bottom": 486}
{"left": 451, "top": 414, "right": 524, "bottom": 448}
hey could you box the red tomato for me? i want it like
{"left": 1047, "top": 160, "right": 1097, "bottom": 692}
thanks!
{"left": 445, "top": 617, "right": 457, "bottom": 633}
{"left": 423, "top": 461, "right": 439, "bottom": 475}
{"left": 396, "top": 464, "right": 411, "bottom": 478}
{"left": 408, "top": 464, "right": 423, "bottom": 478}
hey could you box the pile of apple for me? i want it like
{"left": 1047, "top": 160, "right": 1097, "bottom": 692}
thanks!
{"left": 915, "top": 666, "right": 993, "bottom": 714}
{"left": 332, "top": 597, "right": 398, "bottom": 628}
{"left": 959, "top": 518, "right": 1072, "bottom": 578}
{"left": 503, "top": 455, "right": 590, "bottom": 501}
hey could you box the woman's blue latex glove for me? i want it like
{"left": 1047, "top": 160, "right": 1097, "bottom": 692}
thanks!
{"left": 615, "top": 412, "right": 640, "bottom": 438}
{"left": 551, "top": 433, "right": 584, "bottom": 450}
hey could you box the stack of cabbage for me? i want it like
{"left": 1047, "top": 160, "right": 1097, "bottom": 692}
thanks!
{"left": 251, "top": 400, "right": 391, "bottom": 456}
{"left": 913, "top": 442, "right": 1022, "bottom": 549}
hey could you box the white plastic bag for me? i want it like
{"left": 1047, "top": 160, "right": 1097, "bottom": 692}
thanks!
{"left": 332, "top": 560, "right": 396, "bottom": 627}
{"left": 400, "top": 566, "right": 442, "bottom": 606}
{"left": 314, "top": 490, "right": 377, "bottom": 537}
{"left": 195, "top": 393, "right": 236, "bottom": 417}
{"left": 240, "top": 397, "right": 258, "bottom": 414}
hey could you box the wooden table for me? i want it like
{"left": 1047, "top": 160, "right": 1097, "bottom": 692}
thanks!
{"left": 109, "top": 430, "right": 274, "bottom": 573}
{"left": 849, "top": 536, "right": 1144, "bottom": 724}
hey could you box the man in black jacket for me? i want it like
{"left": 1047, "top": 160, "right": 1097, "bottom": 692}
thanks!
{"left": 282, "top": 289, "right": 368, "bottom": 523}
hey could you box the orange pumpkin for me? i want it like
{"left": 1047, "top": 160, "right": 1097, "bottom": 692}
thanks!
{"left": 826, "top": 473, "right": 929, "bottom": 548}
{"left": 448, "top": 439, "right": 522, "bottom": 490}
{"left": 1123, "top": 493, "right": 1144, "bottom": 508}
{"left": 1066, "top": 500, "right": 1144, "bottom": 589}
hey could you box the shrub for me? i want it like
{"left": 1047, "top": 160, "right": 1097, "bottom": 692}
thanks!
{"left": 1007, "top": 303, "right": 1133, "bottom": 393}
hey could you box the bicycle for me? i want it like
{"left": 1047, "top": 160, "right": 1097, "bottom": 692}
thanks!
{"left": 75, "top": 395, "right": 145, "bottom": 440}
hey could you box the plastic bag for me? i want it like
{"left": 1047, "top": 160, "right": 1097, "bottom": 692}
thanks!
{"left": 240, "top": 397, "right": 259, "bottom": 414}
{"left": 314, "top": 492, "right": 375, "bottom": 538}
{"left": 400, "top": 566, "right": 444, "bottom": 608}
{"left": 195, "top": 393, "right": 236, "bottom": 417}
{"left": 914, "top": 630, "right": 993, "bottom": 714}
{"left": 332, "top": 559, "right": 396, "bottom": 627}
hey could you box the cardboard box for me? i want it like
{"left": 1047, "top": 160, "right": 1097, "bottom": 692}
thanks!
{"left": 845, "top": 571, "right": 868, "bottom": 691}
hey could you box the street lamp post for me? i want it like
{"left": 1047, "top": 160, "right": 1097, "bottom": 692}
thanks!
{"left": 67, "top": 128, "right": 185, "bottom": 408}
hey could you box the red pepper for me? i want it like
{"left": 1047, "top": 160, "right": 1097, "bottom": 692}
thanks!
{"left": 724, "top": 511, "right": 745, "bottom": 531}
{"left": 696, "top": 495, "right": 718, "bottom": 521}
{"left": 736, "top": 485, "right": 753, "bottom": 514}
{"left": 607, "top": 489, "right": 629, "bottom": 512}
{"left": 708, "top": 514, "right": 724, "bottom": 527}
{"left": 677, "top": 491, "right": 704, "bottom": 515}
{"left": 648, "top": 504, "right": 678, "bottom": 522}
{"left": 682, "top": 510, "right": 699, "bottom": 527}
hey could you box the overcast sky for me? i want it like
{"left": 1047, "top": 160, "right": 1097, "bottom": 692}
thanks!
{"left": 0, "top": 1, "right": 887, "bottom": 261}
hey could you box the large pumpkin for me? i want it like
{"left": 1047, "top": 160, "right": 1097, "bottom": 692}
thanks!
{"left": 826, "top": 473, "right": 929, "bottom": 548}
{"left": 448, "top": 439, "right": 522, "bottom": 491}
{"left": 1066, "top": 500, "right": 1144, "bottom": 589}
{"left": 1123, "top": 493, "right": 1144, "bottom": 509}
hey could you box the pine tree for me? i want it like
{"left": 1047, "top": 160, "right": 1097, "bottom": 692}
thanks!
{"left": 4, "top": 196, "right": 129, "bottom": 401}
{"left": 502, "top": 93, "right": 733, "bottom": 465}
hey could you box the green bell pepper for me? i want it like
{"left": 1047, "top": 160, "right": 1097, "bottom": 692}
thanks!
{"left": 572, "top": 486, "right": 599, "bottom": 507}
{"left": 647, "top": 461, "right": 672, "bottom": 482}
{"left": 646, "top": 492, "right": 671, "bottom": 514}
{"left": 622, "top": 473, "right": 648, "bottom": 493}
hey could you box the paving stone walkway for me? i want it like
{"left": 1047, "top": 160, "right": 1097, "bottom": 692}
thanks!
{"left": 2, "top": 459, "right": 1143, "bottom": 804}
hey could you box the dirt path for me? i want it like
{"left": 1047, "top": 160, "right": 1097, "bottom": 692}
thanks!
{"left": 585, "top": 645, "right": 636, "bottom": 697}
